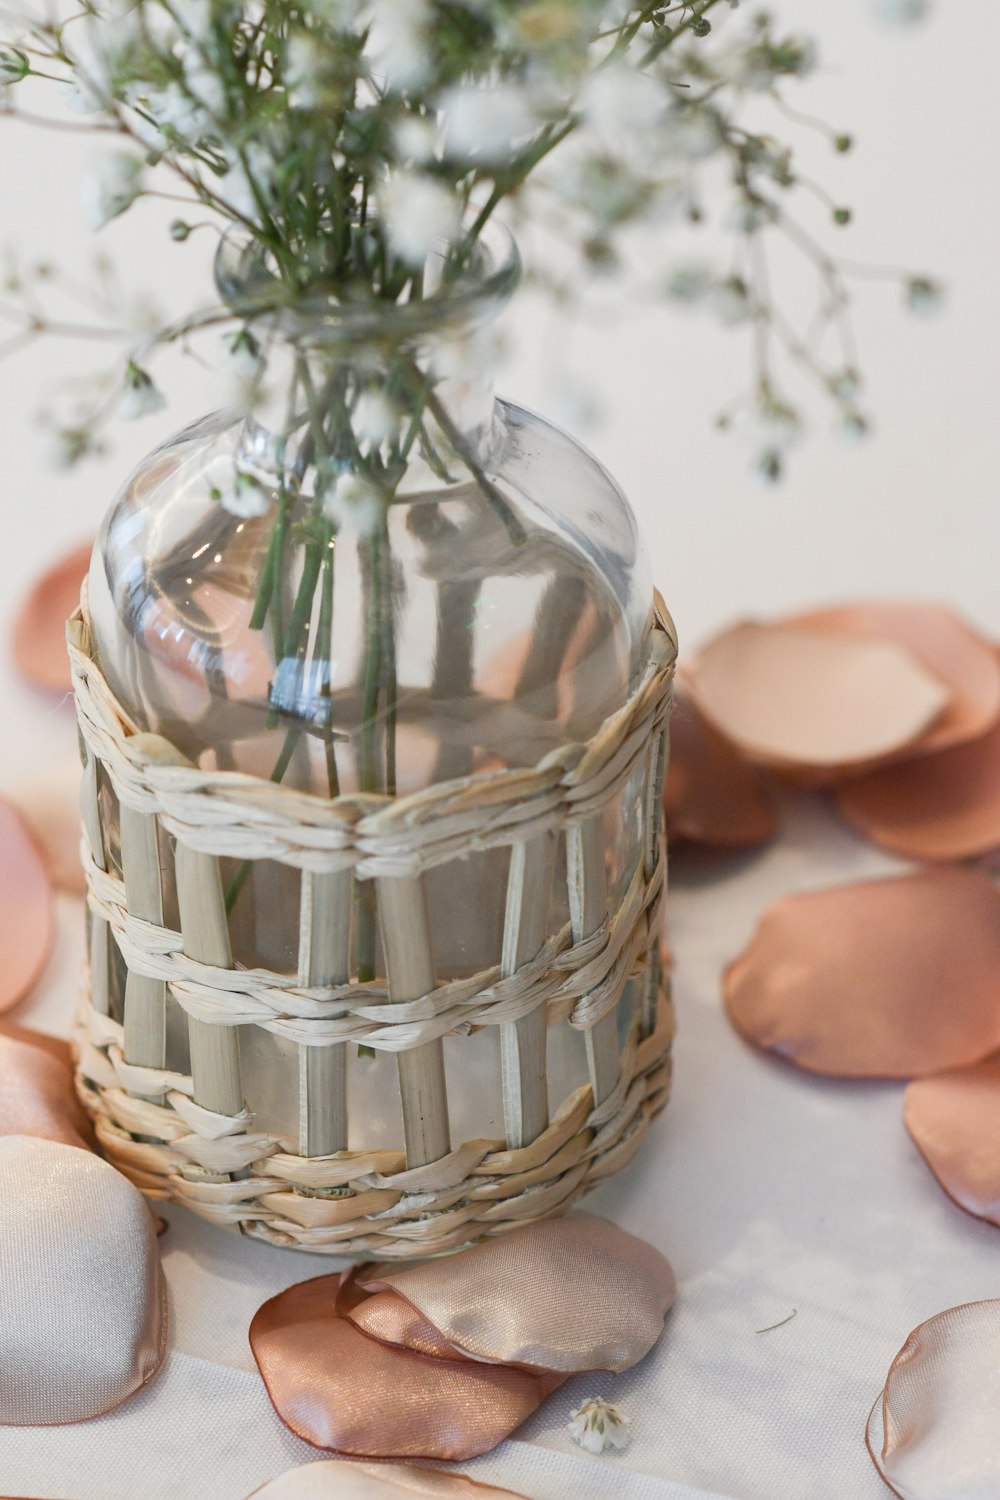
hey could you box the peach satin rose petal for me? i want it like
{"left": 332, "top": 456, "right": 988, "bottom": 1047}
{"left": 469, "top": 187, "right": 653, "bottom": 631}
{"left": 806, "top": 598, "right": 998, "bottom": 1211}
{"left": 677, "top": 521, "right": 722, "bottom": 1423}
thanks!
{"left": 12, "top": 540, "right": 92, "bottom": 694}
{"left": 248, "top": 1460, "right": 530, "bottom": 1499}
{"left": 664, "top": 682, "right": 777, "bottom": 848}
{"left": 0, "top": 1027, "right": 93, "bottom": 1151}
{"left": 793, "top": 600, "right": 1000, "bottom": 756}
{"left": 866, "top": 1300, "right": 1000, "bottom": 1500}
{"left": 724, "top": 868, "right": 1000, "bottom": 1079}
{"left": 835, "top": 714, "right": 1000, "bottom": 862}
{"left": 362, "top": 1214, "right": 677, "bottom": 1375}
{"left": 7, "top": 755, "right": 85, "bottom": 896}
{"left": 0, "top": 799, "right": 55, "bottom": 1012}
{"left": 904, "top": 1059, "right": 1000, "bottom": 1228}
{"left": 0, "top": 1136, "right": 165, "bottom": 1424}
{"left": 250, "top": 1274, "right": 564, "bottom": 1462}
{"left": 347, "top": 1288, "right": 473, "bottom": 1360}
{"left": 688, "top": 620, "right": 949, "bottom": 780}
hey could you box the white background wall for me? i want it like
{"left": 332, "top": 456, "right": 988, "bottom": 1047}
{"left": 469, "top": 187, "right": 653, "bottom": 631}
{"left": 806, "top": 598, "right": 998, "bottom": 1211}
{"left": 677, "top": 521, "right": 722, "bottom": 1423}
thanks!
{"left": 0, "top": 0, "right": 996, "bottom": 779}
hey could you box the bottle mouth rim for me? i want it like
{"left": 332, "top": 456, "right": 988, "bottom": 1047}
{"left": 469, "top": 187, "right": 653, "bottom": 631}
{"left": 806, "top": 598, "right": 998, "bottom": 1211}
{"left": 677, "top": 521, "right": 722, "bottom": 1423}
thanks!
{"left": 214, "top": 216, "right": 520, "bottom": 346}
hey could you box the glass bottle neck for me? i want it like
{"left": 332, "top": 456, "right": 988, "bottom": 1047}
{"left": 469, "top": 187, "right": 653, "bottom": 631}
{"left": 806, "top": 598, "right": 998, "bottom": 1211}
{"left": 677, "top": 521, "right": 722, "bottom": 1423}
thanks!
{"left": 235, "top": 319, "right": 502, "bottom": 489}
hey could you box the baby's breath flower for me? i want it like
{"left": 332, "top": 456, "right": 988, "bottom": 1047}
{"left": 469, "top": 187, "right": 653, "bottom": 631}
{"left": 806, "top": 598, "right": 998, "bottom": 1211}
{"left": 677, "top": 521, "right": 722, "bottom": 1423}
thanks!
{"left": 582, "top": 63, "right": 666, "bottom": 137}
{"left": 568, "top": 1399, "right": 630, "bottom": 1456}
{"left": 119, "top": 362, "right": 166, "bottom": 420}
{"left": 662, "top": 105, "right": 723, "bottom": 161}
{"left": 380, "top": 171, "right": 460, "bottom": 267}
{"left": 664, "top": 263, "right": 713, "bottom": 305}
{"left": 839, "top": 410, "right": 871, "bottom": 445}
{"left": 323, "top": 472, "right": 385, "bottom": 534}
{"left": 183, "top": 52, "right": 228, "bottom": 120}
{"left": 60, "top": 75, "right": 108, "bottom": 115}
{"left": 709, "top": 275, "right": 753, "bottom": 326}
{"left": 352, "top": 391, "right": 399, "bottom": 447}
{"left": 392, "top": 114, "right": 438, "bottom": 164}
{"left": 906, "top": 276, "right": 944, "bottom": 317}
{"left": 45, "top": 424, "right": 100, "bottom": 470}
{"left": 367, "top": 0, "right": 431, "bottom": 91}
{"left": 440, "top": 82, "right": 536, "bottom": 165}
{"left": 80, "top": 151, "right": 144, "bottom": 230}
{"left": 873, "top": 0, "right": 931, "bottom": 24}
{"left": 213, "top": 467, "right": 273, "bottom": 519}
{"left": 285, "top": 31, "right": 331, "bottom": 110}
{"left": 743, "top": 392, "right": 802, "bottom": 454}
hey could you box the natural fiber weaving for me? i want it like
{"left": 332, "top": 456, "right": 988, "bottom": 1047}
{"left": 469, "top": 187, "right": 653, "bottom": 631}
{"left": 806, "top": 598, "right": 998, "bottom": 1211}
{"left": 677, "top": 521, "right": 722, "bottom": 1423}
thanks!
{"left": 69, "top": 592, "right": 677, "bottom": 1258}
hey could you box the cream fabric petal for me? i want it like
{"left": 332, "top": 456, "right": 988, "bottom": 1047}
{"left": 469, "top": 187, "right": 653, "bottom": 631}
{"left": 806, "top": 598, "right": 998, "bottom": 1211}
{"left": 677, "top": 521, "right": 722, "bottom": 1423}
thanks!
{"left": 12, "top": 541, "right": 92, "bottom": 694}
{"left": 724, "top": 869, "right": 1000, "bottom": 1079}
{"left": 689, "top": 620, "right": 949, "bottom": 779}
{"left": 664, "top": 681, "right": 777, "bottom": 848}
{"left": 867, "top": 1300, "right": 1000, "bottom": 1499}
{"left": 792, "top": 601, "right": 1000, "bottom": 756}
{"left": 362, "top": 1214, "right": 677, "bottom": 1374}
{"left": 905, "top": 1058, "right": 1000, "bottom": 1227}
{"left": 0, "top": 1136, "right": 165, "bottom": 1425}
{"left": 836, "top": 715, "right": 1000, "bottom": 861}
{"left": 248, "top": 1459, "right": 530, "bottom": 1499}
{"left": 0, "top": 799, "right": 55, "bottom": 1013}
{"left": 6, "top": 755, "right": 86, "bottom": 896}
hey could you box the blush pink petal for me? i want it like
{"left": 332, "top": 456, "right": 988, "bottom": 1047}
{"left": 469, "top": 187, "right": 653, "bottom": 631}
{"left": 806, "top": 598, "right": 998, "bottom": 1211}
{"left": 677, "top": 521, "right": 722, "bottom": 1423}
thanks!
{"left": 361, "top": 1214, "right": 677, "bottom": 1374}
{"left": 0, "top": 799, "right": 55, "bottom": 1012}
{"left": 7, "top": 754, "right": 85, "bottom": 896}
{"left": 867, "top": 1300, "right": 1000, "bottom": 1500}
{"left": 792, "top": 600, "right": 1000, "bottom": 757}
{"left": 665, "top": 681, "right": 777, "bottom": 848}
{"left": 250, "top": 1273, "right": 564, "bottom": 1462}
{"left": 724, "top": 868, "right": 1000, "bottom": 1079}
{"left": 835, "top": 714, "right": 1000, "bottom": 862}
{"left": 905, "top": 1058, "right": 1000, "bottom": 1228}
{"left": 0, "top": 1024, "right": 93, "bottom": 1151}
{"left": 688, "top": 619, "right": 949, "bottom": 782}
{"left": 13, "top": 541, "right": 92, "bottom": 694}
{"left": 247, "top": 1459, "right": 531, "bottom": 1499}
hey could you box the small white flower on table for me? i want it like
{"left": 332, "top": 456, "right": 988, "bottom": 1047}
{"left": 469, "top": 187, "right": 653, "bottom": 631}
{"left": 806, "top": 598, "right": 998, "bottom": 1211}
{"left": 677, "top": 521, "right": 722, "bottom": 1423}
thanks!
{"left": 567, "top": 1397, "right": 630, "bottom": 1455}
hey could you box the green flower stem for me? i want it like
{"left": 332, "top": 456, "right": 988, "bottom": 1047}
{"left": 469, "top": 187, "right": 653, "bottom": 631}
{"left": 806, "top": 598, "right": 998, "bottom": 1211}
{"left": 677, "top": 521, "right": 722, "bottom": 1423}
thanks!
{"left": 318, "top": 538, "right": 341, "bottom": 800}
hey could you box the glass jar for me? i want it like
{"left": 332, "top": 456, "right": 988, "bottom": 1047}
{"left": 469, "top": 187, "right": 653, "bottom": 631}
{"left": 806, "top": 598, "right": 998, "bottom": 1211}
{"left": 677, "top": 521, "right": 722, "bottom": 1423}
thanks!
{"left": 86, "top": 223, "right": 656, "bottom": 1157}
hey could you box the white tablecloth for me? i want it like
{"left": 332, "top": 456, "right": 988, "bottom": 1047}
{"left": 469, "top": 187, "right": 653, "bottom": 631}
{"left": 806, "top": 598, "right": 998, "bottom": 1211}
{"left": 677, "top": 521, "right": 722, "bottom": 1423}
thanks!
{"left": 1, "top": 4, "right": 1000, "bottom": 1496}
{"left": 6, "top": 789, "right": 1000, "bottom": 1500}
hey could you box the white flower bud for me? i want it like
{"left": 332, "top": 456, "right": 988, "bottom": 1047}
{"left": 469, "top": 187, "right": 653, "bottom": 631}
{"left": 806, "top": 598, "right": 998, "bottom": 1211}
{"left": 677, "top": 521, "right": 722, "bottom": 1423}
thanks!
{"left": 0, "top": 49, "right": 29, "bottom": 85}
{"left": 119, "top": 363, "right": 167, "bottom": 420}
{"left": 568, "top": 1399, "right": 630, "bottom": 1456}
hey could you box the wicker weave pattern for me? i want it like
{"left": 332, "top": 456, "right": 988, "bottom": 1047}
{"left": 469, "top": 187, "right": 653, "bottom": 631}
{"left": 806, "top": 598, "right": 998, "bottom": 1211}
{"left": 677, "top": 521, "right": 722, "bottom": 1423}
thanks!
{"left": 70, "top": 595, "right": 677, "bottom": 1258}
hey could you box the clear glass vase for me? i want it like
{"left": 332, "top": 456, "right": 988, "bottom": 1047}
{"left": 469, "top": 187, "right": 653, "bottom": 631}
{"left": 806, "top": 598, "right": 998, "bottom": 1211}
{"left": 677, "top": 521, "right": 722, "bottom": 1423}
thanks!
{"left": 86, "top": 224, "right": 656, "bottom": 1158}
